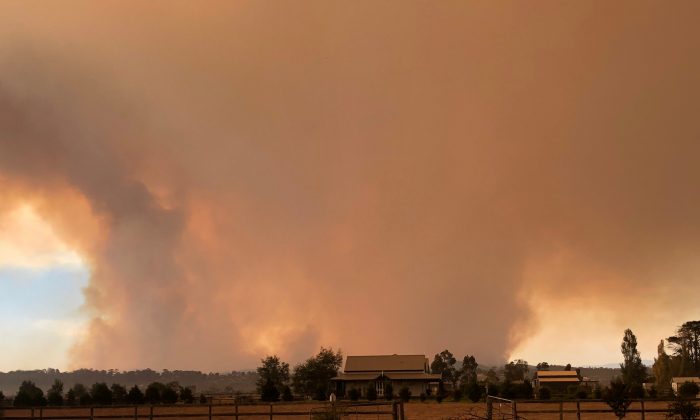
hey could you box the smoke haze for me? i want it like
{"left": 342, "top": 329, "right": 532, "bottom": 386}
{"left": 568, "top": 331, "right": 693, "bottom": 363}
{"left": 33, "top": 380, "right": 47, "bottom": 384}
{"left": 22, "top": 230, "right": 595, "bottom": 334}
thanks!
{"left": 1, "top": 1, "right": 700, "bottom": 370}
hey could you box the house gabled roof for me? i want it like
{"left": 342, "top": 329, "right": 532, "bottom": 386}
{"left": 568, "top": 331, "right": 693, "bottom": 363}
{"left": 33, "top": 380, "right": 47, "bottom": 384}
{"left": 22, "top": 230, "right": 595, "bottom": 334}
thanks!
{"left": 344, "top": 354, "right": 429, "bottom": 373}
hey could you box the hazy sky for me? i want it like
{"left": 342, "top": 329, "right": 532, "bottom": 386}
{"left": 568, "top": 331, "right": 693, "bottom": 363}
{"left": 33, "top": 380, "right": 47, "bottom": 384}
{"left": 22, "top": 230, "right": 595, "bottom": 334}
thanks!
{"left": 1, "top": 1, "right": 700, "bottom": 371}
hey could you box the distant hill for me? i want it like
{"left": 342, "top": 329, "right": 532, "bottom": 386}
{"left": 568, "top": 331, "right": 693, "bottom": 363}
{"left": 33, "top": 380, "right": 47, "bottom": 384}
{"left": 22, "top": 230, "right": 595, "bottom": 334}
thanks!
{"left": 0, "top": 369, "right": 258, "bottom": 395}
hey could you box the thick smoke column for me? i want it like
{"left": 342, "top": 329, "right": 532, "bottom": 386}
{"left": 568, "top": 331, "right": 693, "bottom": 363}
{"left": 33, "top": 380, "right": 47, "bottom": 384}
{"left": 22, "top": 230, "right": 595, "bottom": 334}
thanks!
{"left": 1, "top": 2, "right": 700, "bottom": 370}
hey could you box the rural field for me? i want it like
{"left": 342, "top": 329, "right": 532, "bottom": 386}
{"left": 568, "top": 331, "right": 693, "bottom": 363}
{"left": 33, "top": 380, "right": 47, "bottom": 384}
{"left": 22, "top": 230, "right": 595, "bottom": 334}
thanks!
{"left": 0, "top": 400, "right": 680, "bottom": 420}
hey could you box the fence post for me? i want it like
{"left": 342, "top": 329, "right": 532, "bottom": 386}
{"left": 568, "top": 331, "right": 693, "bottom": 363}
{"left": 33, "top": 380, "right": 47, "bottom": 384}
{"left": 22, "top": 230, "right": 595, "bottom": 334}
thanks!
{"left": 90, "top": 406, "right": 94, "bottom": 420}
{"left": 269, "top": 403, "right": 273, "bottom": 420}
{"left": 39, "top": 407, "right": 43, "bottom": 420}
{"left": 392, "top": 401, "right": 398, "bottom": 420}
{"left": 134, "top": 405, "right": 138, "bottom": 420}
{"left": 641, "top": 400, "right": 646, "bottom": 420}
{"left": 486, "top": 397, "right": 493, "bottom": 420}
{"left": 576, "top": 400, "right": 581, "bottom": 420}
{"left": 208, "top": 404, "right": 212, "bottom": 420}
{"left": 400, "top": 401, "right": 405, "bottom": 420}
{"left": 149, "top": 405, "right": 153, "bottom": 420}
{"left": 234, "top": 401, "right": 238, "bottom": 420}
{"left": 559, "top": 400, "right": 563, "bottom": 420}
{"left": 31, "top": 408, "right": 35, "bottom": 420}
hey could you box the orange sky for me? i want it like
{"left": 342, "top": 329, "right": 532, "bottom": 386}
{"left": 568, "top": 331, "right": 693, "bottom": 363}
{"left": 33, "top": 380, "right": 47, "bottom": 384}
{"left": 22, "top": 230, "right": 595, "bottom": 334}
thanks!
{"left": 1, "top": 1, "right": 700, "bottom": 370}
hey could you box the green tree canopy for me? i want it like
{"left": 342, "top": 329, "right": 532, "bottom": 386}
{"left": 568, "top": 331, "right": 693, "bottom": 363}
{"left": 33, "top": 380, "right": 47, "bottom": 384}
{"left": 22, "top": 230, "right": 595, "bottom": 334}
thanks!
{"left": 291, "top": 347, "right": 342, "bottom": 399}
{"left": 621, "top": 329, "right": 647, "bottom": 386}
{"left": 47, "top": 379, "right": 64, "bottom": 406}
{"left": 504, "top": 360, "right": 529, "bottom": 382}
{"left": 127, "top": 386, "right": 145, "bottom": 404}
{"left": 256, "top": 355, "right": 290, "bottom": 399}
{"left": 430, "top": 350, "right": 458, "bottom": 388}
{"left": 460, "top": 355, "right": 478, "bottom": 385}
{"left": 14, "top": 381, "right": 47, "bottom": 407}
{"left": 669, "top": 321, "right": 700, "bottom": 376}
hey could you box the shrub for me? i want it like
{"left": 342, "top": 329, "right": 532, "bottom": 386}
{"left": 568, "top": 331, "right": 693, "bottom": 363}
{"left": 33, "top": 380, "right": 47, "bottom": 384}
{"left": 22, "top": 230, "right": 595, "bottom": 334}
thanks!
{"left": 603, "top": 379, "right": 632, "bottom": 419}
{"left": 384, "top": 384, "right": 394, "bottom": 400}
{"left": 90, "top": 383, "right": 113, "bottom": 405}
{"left": 668, "top": 398, "right": 700, "bottom": 419}
{"left": 162, "top": 387, "right": 178, "bottom": 405}
{"left": 452, "top": 387, "right": 463, "bottom": 401}
{"left": 348, "top": 388, "right": 360, "bottom": 401}
{"left": 629, "top": 383, "right": 645, "bottom": 399}
{"left": 466, "top": 382, "right": 483, "bottom": 402}
{"left": 399, "top": 387, "right": 411, "bottom": 402}
{"left": 127, "top": 386, "right": 145, "bottom": 405}
{"left": 282, "top": 386, "right": 294, "bottom": 402}
{"left": 180, "top": 388, "right": 194, "bottom": 404}
{"left": 14, "top": 381, "right": 47, "bottom": 407}
{"left": 260, "top": 378, "right": 280, "bottom": 402}
{"left": 680, "top": 382, "right": 700, "bottom": 399}
{"left": 539, "top": 387, "right": 551, "bottom": 400}
{"left": 366, "top": 385, "right": 377, "bottom": 401}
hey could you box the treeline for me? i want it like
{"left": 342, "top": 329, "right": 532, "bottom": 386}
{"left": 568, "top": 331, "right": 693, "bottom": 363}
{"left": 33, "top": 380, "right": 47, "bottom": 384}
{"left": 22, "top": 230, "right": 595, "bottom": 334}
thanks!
{"left": 0, "top": 369, "right": 257, "bottom": 395}
{"left": 4, "top": 379, "right": 206, "bottom": 407}
{"left": 653, "top": 321, "right": 700, "bottom": 395}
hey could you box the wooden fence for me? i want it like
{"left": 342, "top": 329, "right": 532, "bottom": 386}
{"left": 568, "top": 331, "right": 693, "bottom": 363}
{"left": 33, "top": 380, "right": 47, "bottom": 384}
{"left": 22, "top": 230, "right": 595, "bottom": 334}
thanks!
{"left": 485, "top": 395, "right": 696, "bottom": 419}
{"left": 0, "top": 401, "right": 403, "bottom": 420}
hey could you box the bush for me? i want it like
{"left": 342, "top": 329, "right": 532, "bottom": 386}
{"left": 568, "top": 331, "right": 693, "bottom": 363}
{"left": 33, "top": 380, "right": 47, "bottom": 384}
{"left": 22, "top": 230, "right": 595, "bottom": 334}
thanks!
{"left": 282, "top": 386, "right": 294, "bottom": 401}
{"left": 668, "top": 398, "right": 700, "bottom": 419}
{"left": 347, "top": 388, "right": 360, "bottom": 401}
{"left": 539, "top": 387, "right": 551, "bottom": 400}
{"left": 603, "top": 379, "right": 632, "bottom": 419}
{"left": 127, "top": 386, "right": 145, "bottom": 405}
{"left": 14, "top": 381, "right": 47, "bottom": 407}
{"left": 680, "top": 382, "right": 700, "bottom": 399}
{"left": 452, "top": 387, "right": 463, "bottom": 401}
{"left": 180, "top": 388, "right": 194, "bottom": 404}
{"left": 145, "top": 383, "right": 165, "bottom": 404}
{"left": 366, "top": 385, "right": 377, "bottom": 401}
{"left": 90, "top": 383, "right": 113, "bottom": 405}
{"left": 465, "top": 382, "right": 483, "bottom": 402}
{"left": 260, "top": 378, "right": 280, "bottom": 402}
{"left": 162, "top": 387, "right": 178, "bottom": 404}
{"left": 399, "top": 387, "right": 411, "bottom": 402}
{"left": 384, "top": 383, "right": 394, "bottom": 400}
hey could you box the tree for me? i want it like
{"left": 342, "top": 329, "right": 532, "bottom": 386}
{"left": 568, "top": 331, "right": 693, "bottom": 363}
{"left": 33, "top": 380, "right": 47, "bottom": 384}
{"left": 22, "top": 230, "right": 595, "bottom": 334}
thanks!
{"left": 669, "top": 382, "right": 700, "bottom": 419}
{"left": 680, "top": 382, "right": 700, "bottom": 399}
{"left": 565, "top": 364, "right": 572, "bottom": 371}
{"left": 485, "top": 368, "right": 499, "bottom": 385}
{"left": 14, "top": 381, "right": 47, "bottom": 407}
{"left": 145, "top": 382, "right": 165, "bottom": 404}
{"left": 465, "top": 381, "right": 483, "bottom": 402}
{"left": 669, "top": 321, "right": 700, "bottom": 376}
{"left": 47, "top": 380, "right": 64, "bottom": 406}
{"left": 90, "top": 383, "right": 113, "bottom": 405}
{"left": 111, "top": 384, "right": 127, "bottom": 404}
{"left": 162, "top": 387, "right": 178, "bottom": 404}
{"left": 65, "top": 389, "right": 77, "bottom": 406}
{"left": 70, "top": 383, "right": 90, "bottom": 405}
{"left": 260, "top": 378, "right": 280, "bottom": 402}
{"left": 127, "top": 386, "right": 145, "bottom": 404}
{"left": 653, "top": 340, "right": 674, "bottom": 396}
{"left": 291, "top": 347, "right": 343, "bottom": 399}
{"left": 603, "top": 378, "right": 632, "bottom": 419}
{"left": 536, "top": 362, "right": 550, "bottom": 371}
{"left": 180, "top": 387, "right": 195, "bottom": 404}
{"left": 620, "top": 329, "right": 647, "bottom": 386}
{"left": 459, "top": 355, "right": 478, "bottom": 385}
{"left": 257, "top": 356, "right": 289, "bottom": 401}
{"left": 430, "top": 350, "right": 458, "bottom": 389}
{"left": 504, "top": 360, "right": 529, "bottom": 382}
{"left": 0, "top": 390, "right": 5, "bottom": 404}
{"left": 281, "top": 386, "right": 294, "bottom": 401}
{"left": 366, "top": 384, "right": 377, "bottom": 401}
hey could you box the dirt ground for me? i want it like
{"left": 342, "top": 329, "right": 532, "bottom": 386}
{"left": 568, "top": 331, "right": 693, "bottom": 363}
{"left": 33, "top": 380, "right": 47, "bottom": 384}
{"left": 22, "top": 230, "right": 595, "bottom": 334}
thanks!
{"left": 0, "top": 400, "right": 678, "bottom": 420}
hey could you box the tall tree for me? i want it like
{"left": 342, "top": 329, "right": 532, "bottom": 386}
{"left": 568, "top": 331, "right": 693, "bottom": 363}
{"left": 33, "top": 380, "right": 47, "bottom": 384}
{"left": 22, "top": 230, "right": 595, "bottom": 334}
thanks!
{"left": 504, "top": 360, "right": 529, "bottom": 382}
{"left": 653, "top": 340, "right": 673, "bottom": 396}
{"left": 620, "top": 329, "right": 647, "bottom": 386}
{"left": 668, "top": 321, "right": 700, "bottom": 376}
{"left": 256, "top": 355, "right": 290, "bottom": 400}
{"left": 431, "top": 350, "right": 458, "bottom": 389}
{"left": 291, "top": 347, "right": 343, "bottom": 400}
{"left": 459, "top": 355, "right": 478, "bottom": 386}
{"left": 14, "top": 381, "right": 47, "bottom": 407}
{"left": 47, "top": 379, "right": 64, "bottom": 406}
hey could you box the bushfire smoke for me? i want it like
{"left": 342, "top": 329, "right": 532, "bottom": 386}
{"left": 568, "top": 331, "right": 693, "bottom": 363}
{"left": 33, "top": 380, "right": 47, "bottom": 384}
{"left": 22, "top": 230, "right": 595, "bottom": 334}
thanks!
{"left": 1, "top": 2, "right": 700, "bottom": 370}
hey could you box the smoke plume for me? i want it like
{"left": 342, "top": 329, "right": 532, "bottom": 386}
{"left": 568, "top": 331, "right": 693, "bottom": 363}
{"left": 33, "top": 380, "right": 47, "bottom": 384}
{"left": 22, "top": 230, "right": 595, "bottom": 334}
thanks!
{"left": 1, "top": 2, "right": 700, "bottom": 370}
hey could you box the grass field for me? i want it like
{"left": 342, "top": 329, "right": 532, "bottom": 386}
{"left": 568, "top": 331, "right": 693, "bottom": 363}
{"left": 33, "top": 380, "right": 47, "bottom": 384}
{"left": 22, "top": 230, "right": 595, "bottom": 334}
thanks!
{"left": 0, "top": 400, "right": 681, "bottom": 420}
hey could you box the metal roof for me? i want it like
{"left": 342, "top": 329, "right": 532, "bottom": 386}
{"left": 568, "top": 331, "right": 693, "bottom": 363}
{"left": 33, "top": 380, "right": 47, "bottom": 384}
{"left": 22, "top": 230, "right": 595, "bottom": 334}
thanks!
{"left": 344, "top": 354, "right": 429, "bottom": 373}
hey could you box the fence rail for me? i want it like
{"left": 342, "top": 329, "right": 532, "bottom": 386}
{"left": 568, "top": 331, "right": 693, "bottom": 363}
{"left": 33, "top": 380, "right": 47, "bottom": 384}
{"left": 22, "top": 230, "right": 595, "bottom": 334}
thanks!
{"left": 485, "top": 396, "right": 700, "bottom": 419}
{"left": 0, "top": 402, "right": 403, "bottom": 420}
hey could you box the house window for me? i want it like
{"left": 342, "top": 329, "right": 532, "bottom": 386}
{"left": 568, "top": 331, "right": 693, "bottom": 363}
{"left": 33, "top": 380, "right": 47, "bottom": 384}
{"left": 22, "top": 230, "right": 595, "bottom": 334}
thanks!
{"left": 376, "top": 381, "right": 384, "bottom": 397}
